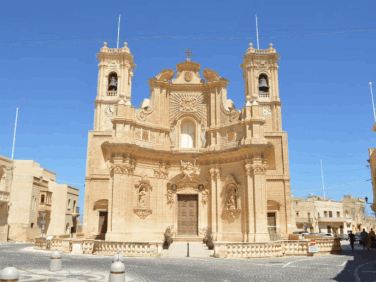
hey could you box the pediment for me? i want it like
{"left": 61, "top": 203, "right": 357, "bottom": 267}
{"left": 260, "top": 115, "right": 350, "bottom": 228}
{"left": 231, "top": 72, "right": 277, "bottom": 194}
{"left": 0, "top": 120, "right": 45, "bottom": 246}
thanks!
{"left": 168, "top": 172, "right": 208, "bottom": 186}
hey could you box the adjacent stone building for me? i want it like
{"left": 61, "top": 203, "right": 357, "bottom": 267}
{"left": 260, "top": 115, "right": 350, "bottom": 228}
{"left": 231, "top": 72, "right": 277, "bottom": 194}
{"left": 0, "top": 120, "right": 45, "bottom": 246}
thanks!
{"left": 368, "top": 145, "right": 376, "bottom": 215}
{"left": 292, "top": 195, "right": 372, "bottom": 234}
{"left": 83, "top": 42, "right": 293, "bottom": 243}
{"left": 0, "top": 155, "right": 13, "bottom": 242}
{"left": 1, "top": 158, "right": 80, "bottom": 242}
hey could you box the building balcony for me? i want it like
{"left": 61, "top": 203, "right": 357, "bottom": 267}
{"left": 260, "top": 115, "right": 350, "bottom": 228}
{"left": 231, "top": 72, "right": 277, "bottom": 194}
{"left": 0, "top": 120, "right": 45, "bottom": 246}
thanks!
{"left": 72, "top": 206, "right": 80, "bottom": 218}
{"left": 0, "top": 190, "right": 10, "bottom": 203}
{"left": 295, "top": 218, "right": 313, "bottom": 224}
{"left": 318, "top": 216, "right": 348, "bottom": 223}
{"left": 38, "top": 202, "right": 52, "bottom": 213}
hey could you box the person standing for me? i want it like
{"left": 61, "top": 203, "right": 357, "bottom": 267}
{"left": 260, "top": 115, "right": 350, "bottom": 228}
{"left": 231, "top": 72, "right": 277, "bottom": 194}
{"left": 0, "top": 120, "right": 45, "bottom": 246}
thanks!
{"left": 366, "top": 228, "right": 376, "bottom": 251}
{"left": 349, "top": 231, "right": 355, "bottom": 251}
{"left": 360, "top": 229, "right": 368, "bottom": 250}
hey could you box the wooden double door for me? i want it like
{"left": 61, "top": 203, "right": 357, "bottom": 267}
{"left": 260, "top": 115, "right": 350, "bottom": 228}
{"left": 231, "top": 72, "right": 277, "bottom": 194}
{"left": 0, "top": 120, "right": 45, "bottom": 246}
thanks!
{"left": 177, "top": 194, "right": 198, "bottom": 235}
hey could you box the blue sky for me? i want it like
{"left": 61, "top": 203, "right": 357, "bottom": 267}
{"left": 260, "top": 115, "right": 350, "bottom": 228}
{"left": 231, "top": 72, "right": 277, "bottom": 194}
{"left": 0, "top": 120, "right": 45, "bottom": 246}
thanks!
{"left": 1, "top": 0, "right": 376, "bottom": 221}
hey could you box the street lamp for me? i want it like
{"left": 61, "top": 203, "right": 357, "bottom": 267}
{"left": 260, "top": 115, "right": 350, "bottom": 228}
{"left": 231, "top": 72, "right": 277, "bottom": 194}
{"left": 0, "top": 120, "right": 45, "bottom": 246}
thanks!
{"left": 365, "top": 197, "right": 374, "bottom": 205}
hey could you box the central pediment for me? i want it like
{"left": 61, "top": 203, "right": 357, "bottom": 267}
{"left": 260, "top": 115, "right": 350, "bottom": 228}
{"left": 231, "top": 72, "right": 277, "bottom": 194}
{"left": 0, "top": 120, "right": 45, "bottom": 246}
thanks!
{"left": 168, "top": 172, "right": 208, "bottom": 186}
{"left": 172, "top": 59, "right": 203, "bottom": 84}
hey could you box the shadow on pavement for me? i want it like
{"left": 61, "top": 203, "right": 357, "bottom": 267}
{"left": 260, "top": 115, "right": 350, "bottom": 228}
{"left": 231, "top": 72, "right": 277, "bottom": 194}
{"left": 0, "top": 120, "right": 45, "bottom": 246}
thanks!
{"left": 333, "top": 241, "right": 376, "bottom": 282}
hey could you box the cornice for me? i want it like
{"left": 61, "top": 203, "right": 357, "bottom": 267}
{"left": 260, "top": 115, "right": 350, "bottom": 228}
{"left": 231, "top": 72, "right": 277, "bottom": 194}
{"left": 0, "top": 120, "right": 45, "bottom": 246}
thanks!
{"left": 101, "top": 142, "right": 272, "bottom": 165}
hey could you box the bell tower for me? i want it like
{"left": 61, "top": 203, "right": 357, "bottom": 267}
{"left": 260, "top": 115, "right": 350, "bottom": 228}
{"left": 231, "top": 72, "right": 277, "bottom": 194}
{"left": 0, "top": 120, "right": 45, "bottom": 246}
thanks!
{"left": 241, "top": 43, "right": 282, "bottom": 132}
{"left": 93, "top": 42, "right": 136, "bottom": 131}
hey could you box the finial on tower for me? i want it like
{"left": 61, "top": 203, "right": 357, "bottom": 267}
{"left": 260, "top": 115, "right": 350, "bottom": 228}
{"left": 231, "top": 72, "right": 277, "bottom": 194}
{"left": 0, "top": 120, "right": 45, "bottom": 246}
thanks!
{"left": 104, "top": 42, "right": 108, "bottom": 47}
{"left": 184, "top": 48, "right": 193, "bottom": 61}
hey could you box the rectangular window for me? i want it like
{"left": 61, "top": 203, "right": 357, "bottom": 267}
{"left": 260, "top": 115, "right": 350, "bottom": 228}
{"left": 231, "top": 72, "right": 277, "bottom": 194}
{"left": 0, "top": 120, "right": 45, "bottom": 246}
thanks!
{"left": 329, "top": 211, "right": 333, "bottom": 218}
{"left": 337, "top": 212, "right": 340, "bottom": 217}
{"left": 324, "top": 211, "right": 328, "bottom": 217}
{"left": 296, "top": 212, "right": 299, "bottom": 217}
{"left": 308, "top": 213, "right": 311, "bottom": 219}
{"left": 327, "top": 226, "right": 331, "bottom": 233}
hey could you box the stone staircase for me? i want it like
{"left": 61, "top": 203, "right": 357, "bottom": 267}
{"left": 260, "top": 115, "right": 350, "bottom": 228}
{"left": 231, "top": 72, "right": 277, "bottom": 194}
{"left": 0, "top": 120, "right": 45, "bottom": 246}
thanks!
{"left": 172, "top": 236, "right": 204, "bottom": 242}
{"left": 164, "top": 242, "right": 214, "bottom": 258}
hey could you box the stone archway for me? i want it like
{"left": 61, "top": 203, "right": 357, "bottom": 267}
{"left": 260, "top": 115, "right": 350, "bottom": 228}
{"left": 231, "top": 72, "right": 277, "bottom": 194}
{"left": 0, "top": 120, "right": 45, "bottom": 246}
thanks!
{"left": 93, "top": 199, "right": 108, "bottom": 237}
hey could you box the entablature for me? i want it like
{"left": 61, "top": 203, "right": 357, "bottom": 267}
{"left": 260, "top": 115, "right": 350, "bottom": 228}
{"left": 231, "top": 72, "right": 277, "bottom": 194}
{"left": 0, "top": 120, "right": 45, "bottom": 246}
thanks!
{"left": 101, "top": 142, "right": 272, "bottom": 166}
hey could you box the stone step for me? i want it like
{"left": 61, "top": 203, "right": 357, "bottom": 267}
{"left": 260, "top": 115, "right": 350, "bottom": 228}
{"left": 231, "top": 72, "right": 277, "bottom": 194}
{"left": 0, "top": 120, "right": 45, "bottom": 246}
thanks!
{"left": 173, "top": 236, "right": 204, "bottom": 242}
{"left": 164, "top": 242, "right": 213, "bottom": 258}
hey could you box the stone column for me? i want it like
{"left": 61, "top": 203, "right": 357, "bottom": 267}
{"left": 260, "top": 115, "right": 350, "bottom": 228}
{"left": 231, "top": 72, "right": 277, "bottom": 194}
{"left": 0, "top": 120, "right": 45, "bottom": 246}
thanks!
{"left": 216, "top": 171, "right": 222, "bottom": 241}
{"left": 244, "top": 161, "right": 254, "bottom": 242}
{"left": 210, "top": 166, "right": 218, "bottom": 240}
{"left": 245, "top": 158, "right": 269, "bottom": 242}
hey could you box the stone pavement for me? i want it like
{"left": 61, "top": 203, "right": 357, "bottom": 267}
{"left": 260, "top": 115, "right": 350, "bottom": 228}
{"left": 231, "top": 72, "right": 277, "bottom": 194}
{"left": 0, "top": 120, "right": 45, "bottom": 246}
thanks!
{"left": 2, "top": 242, "right": 376, "bottom": 281}
{"left": 165, "top": 242, "right": 214, "bottom": 258}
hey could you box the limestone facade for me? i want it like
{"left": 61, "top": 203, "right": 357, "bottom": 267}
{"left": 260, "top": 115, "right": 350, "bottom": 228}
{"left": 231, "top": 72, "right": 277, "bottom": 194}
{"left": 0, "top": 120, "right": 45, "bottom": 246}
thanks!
{"left": 83, "top": 42, "right": 293, "bottom": 243}
{"left": 368, "top": 145, "right": 376, "bottom": 214}
{"left": 0, "top": 155, "right": 13, "bottom": 242}
{"left": 3, "top": 159, "right": 80, "bottom": 242}
{"left": 292, "top": 195, "right": 373, "bottom": 234}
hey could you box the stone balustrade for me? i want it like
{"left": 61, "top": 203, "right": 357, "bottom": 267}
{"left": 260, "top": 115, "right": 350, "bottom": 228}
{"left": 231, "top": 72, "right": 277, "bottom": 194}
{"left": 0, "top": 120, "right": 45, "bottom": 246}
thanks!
{"left": 214, "top": 238, "right": 341, "bottom": 259}
{"left": 282, "top": 240, "right": 308, "bottom": 255}
{"left": 94, "top": 241, "right": 153, "bottom": 257}
{"left": 50, "top": 239, "right": 64, "bottom": 251}
{"left": 35, "top": 237, "right": 161, "bottom": 257}
{"left": 221, "top": 242, "right": 283, "bottom": 259}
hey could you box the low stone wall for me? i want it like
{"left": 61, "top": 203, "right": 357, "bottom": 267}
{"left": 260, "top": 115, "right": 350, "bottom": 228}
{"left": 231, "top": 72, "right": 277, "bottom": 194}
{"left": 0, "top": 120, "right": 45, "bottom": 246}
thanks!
{"left": 35, "top": 238, "right": 162, "bottom": 257}
{"left": 214, "top": 238, "right": 341, "bottom": 259}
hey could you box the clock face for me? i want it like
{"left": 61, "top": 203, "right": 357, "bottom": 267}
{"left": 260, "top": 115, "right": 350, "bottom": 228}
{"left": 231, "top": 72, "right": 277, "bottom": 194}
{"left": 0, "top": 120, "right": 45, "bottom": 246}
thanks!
{"left": 105, "top": 105, "right": 115, "bottom": 117}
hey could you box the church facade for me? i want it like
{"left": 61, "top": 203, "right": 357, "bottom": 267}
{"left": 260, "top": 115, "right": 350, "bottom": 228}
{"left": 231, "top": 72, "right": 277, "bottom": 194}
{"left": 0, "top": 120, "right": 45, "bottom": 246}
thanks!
{"left": 83, "top": 42, "right": 292, "bottom": 243}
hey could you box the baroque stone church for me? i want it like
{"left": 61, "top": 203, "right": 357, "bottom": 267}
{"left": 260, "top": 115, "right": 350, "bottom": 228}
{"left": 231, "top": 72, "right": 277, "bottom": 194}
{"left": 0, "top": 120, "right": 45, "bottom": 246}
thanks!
{"left": 83, "top": 42, "right": 292, "bottom": 243}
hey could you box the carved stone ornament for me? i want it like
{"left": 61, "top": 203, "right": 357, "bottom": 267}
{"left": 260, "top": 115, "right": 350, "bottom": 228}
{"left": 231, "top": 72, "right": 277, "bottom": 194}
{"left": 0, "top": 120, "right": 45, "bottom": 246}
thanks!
{"left": 135, "top": 175, "right": 152, "bottom": 189}
{"left": 180, "top": 160, "right": 200, "bottom": 181}
{"left": 184, "top": 71, "right": 193, "bottom": 82}
{"left": 166, "top": 184, "right": 209, "bottom": 206}
{"left": 180, "top": 98, "right": 196, "bottom": 112}
{"left": 263, "top": 106, "right": 271, "bottom": 119}
{"left": 224, "top": 209, "right": 241, "bottom": 220}
{"left": 154, "top": 163, "right": 170, "bottom": 179}
{"left": 209, "top": 165, "right": 221, "bottom": 179}
{"left": 107, "top": 159, "right": 135, "bottom": 175}
{"left": 170, "top": 93, "right": 207, "bottom": 123}
{"left": 244, "top": 159, "right": 268, "bottom": 176}
{"left": 133, "top": 208, "right": 152, "bottom": 220}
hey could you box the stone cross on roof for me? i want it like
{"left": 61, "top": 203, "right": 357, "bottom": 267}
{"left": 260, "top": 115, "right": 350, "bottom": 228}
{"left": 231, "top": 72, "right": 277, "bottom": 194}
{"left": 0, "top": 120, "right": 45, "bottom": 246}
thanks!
{"left": 184, "top": 48, "right": 193, "bottom": 60}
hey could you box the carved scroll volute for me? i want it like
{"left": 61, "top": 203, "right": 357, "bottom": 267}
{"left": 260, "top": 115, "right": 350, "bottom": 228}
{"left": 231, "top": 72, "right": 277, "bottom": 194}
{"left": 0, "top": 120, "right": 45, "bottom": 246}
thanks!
{"left": 244, "top": 159, "right": 268, "bottom": 176}
{"left": 106, "top": 158, "right": 135, "bottom": 175}
{"left": 209, "top": 165, "right": 221, "bottom": 180}
{"left": 154, "top": 163, "right": 170, "bottom": 179}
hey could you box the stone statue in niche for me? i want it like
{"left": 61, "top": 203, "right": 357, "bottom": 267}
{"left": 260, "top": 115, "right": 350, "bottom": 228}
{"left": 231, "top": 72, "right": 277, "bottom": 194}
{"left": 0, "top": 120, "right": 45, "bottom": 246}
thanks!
{"left": 228, "top": 192, "right": 236, "bottom": 210}
{"left": 227, "top": 186, "right": 238, "bottom": 210}
{"left": 170, "top": 125, "right": 175, "bottom": 147}
{"left": 200, "top": 125, "right": 206, "bottom": 147}
{"left": 139, "top": 187, "right": 147, "bottom": 208}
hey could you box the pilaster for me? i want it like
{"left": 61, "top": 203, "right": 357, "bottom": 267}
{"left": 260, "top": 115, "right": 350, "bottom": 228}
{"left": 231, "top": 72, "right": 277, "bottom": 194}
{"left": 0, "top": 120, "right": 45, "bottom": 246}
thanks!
{"left": 245, "top": 158, "right": 269, "bottom": 242}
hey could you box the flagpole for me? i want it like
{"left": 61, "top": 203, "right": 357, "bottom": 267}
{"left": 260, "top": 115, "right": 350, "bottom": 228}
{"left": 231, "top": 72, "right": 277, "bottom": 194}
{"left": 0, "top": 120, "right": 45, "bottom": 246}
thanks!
{"left": 370, "top": 82, "right": 376, "bottom": 122}
{"left": 11, "top": 108, "right": 19, "bottom": 160}
{"left": 255, "top": 15, "right": 260, "bottom": 49}
{"left": 321, "top": 160, "right": 325, "bottom": 200}
{"left": 117, "top": 15, "right": 121, "bottom": 49}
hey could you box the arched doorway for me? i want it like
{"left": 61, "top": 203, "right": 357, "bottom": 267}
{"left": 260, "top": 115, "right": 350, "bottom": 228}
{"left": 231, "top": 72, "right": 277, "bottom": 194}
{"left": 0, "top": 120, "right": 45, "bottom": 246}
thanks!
{"left": 93, "top": 199, "right": 108, "bottom": 239}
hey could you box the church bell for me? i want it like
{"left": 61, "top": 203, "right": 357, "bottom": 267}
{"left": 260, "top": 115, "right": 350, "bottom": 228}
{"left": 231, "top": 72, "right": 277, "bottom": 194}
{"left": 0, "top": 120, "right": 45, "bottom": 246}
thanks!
{"left": 109, "top": 77, "right": 117, "bottom": 87}
{"left": 258, "top": 77, "right": 269, "bottom": 91}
